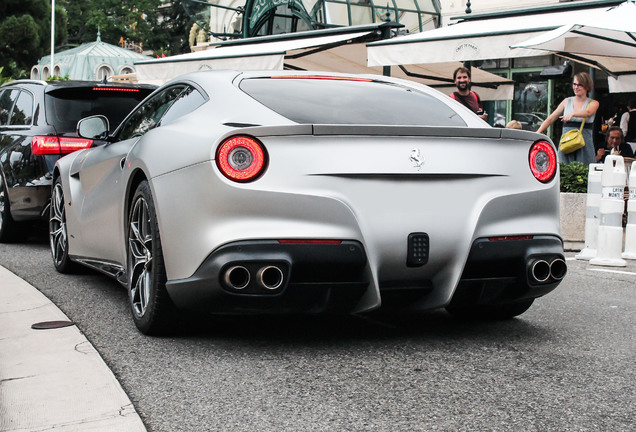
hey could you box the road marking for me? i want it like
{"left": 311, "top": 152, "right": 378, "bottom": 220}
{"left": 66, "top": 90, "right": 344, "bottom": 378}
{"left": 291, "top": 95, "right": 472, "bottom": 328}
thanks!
{"left": 588, "top": 268, "right": 636, "bottom": 276}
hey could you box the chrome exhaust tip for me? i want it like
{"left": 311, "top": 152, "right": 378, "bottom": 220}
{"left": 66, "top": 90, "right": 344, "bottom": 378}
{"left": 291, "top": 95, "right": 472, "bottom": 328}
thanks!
{"left": 549, "top": 258, "right": 567, "bottom": 281}
{"left": 223, "top": 266, "right": 250, "bottom": 290}
{"left": 257, "top": 266, "right": 284, "bottom": 290}
{"left": 530, "top": 259, "right": 551, "bottom": 283}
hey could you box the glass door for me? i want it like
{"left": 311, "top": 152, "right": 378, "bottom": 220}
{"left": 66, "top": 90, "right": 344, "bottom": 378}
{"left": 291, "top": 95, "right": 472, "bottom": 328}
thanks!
{"left": 511, "top": 71, "right": 548, "bottom": 132}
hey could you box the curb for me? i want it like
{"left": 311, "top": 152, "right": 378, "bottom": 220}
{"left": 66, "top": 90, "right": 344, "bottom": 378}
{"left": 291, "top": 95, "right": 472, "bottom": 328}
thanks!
{"left": 0, "top": 265, "right": 146, "bottom": 432}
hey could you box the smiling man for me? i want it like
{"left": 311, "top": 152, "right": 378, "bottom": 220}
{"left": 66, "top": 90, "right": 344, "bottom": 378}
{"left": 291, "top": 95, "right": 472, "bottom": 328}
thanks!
{"left": 450, "top": 66, "right": 488, "bottom": 121}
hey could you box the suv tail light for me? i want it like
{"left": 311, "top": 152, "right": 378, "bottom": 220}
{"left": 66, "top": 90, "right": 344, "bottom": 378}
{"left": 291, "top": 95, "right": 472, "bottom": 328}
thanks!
{"left": 529, "top": 140, "right": 557, "bottom": 183}
{"left": 91, "top": 87, "right": 140, "bottom": 92}
{"left": 32, "top": 136, "right": 93, "bottom": 155}
{"left": 216, "top": 136, "right": 267, "bottom": 182}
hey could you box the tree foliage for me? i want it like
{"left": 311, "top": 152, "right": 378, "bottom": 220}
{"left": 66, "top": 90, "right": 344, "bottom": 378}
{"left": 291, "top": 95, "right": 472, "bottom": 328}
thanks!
{"left": 0, "top": 0, "right": 68, "bottom": 78}
{"left": 63, "top": 0, "right": 190, "bottom": 57}
{"left": 151, "top": 1, "right": 192, "bottom": 56}
{"left": 0, "top": 0, "right": 191, "bottom": 79}
{"left": 65, "top": 0, "right": 158, "bottom": 47}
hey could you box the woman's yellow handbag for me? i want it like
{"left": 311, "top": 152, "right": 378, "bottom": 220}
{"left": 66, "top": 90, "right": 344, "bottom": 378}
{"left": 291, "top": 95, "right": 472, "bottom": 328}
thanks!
{"left": 559, "top": 128, "right": 585, "bottom": 154}
{"left": 559, "top": 100, "right": 590, "bottom": 154}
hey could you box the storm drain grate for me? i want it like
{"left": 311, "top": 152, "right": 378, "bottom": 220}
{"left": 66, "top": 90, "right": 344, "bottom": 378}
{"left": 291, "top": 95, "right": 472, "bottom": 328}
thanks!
{"left": 31, "top": 321, "right": 75, "bottom": 330}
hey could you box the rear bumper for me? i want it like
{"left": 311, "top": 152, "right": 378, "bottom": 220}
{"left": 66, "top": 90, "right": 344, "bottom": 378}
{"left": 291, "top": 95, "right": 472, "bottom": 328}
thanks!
{"left": 449, "top": 235, "right": 565, "bottom": 308}
{"left": 165, "top": 240, "right": 370, "bottom": 314}
{"left": 165, "top": 235, "right": 565, "bottom": 314}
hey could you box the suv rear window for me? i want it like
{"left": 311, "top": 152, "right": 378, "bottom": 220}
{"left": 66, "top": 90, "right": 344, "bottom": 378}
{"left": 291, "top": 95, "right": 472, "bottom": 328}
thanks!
{"left": 239, "top": 77, "right": 466, "bottom": 127}
{"left": 45, "top": 86, "right": 153, "bottom": 133}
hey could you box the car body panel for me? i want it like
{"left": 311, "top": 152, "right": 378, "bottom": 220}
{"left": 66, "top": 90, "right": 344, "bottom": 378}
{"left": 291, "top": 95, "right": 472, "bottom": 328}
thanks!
{"left": 65, "top": 139, "right": 140, "bottom": 262}
{"left": 149, "top": 128, "right": 558, "bottom": 311}
{"left": 54, "top": 70, "right": 564, "bottom": 318}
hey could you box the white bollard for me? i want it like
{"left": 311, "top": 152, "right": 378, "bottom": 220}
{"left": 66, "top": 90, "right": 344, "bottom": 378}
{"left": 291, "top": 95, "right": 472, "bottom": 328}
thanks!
{"left": 622, "top": 161, "right": 636, "bottom": 259}
{"left": 590, "top": 156, "right": 627, "bottom": 267}
{"left": 575, "top": 163, "right": 604, "bottom": 260}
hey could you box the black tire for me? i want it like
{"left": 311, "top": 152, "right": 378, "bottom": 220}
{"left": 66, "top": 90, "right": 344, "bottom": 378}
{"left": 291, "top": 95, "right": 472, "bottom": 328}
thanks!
{"left": 49, "top": 177, "right": 77, "bottom": 273}
{"left": 446, "top": 299, "right": 535, "bottom": 321}
{"left": 127, "top": 181, "right": 176, "bottom": 335}
{"left": 0, "top": 173, "right": 25, "bottom": 243}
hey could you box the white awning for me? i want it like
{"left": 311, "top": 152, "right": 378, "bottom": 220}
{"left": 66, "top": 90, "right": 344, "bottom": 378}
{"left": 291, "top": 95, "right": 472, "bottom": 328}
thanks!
{"left": 135, "top": 29, "right": 376, "bottom": 85}
{"left": 134, "top": 23, "right": 512, "bottom": 99}
{"left": 511, "top": 1, "right": 636, "bottom": 92}
{"left": 285, "top": 39, "right": 513, "bottom": 100}
{"left": 511, "top": 1, "right": 636, "bottom": 60}
{"left": 367, "top": 6, "right": 612, "bottom": 67}
{"left": 609, "top": 74, "right": 636, "bottom": 92}
{"left": 390, "top": 63, "right": 513, "bottom": 100}
{"left": 136, "top": 54, "right": 283, "bottom": 85}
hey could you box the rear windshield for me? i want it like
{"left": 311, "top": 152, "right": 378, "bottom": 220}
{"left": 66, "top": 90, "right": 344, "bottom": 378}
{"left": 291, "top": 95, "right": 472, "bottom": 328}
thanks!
{"left": 239, "top": 77, "right": 466, "bottom": 127}
{"left": 45, "top": 86, "right": 153, "bottom": 133}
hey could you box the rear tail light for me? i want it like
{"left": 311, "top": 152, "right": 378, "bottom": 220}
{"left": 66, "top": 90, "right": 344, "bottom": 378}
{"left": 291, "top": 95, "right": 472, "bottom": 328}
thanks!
{"left": 32, "top": 136, "right": 93, "bottom": 155}
{"left": 216, "top": 136, "right": 267, "bottom": 182}
{"left": 91, "top": 87, "right": 140, "bottom": 92}
{"left": 529, "top": 140, "right": 557, "bottom": 183}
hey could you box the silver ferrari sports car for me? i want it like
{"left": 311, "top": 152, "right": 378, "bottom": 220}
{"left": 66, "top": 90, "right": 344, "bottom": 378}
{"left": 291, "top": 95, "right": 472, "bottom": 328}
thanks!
{"left": 50, "top": 70, "right": 566, "bottom": 334}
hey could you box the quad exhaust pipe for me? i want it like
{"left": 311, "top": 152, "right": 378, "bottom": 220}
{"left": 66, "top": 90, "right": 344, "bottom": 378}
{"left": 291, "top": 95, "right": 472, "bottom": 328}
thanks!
{"left": 549, "top": 258, "right": 567, "bottom": 281}
{"left": 528, "top": 257, "right": 567, "bottom": 284}
{"left": 257, "top": 266, "right": 284, "bottom": 290}
{"left": 222, "top": 264, "right": 286, "bottom": 291}
{"left": 223, "top": 266, "right": 251, "bottom": 290}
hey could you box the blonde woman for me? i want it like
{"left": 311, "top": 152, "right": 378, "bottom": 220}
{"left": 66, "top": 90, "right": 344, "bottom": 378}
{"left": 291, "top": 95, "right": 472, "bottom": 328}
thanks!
{"left": 537, "top": 72, "right": 599, "bottom": 164}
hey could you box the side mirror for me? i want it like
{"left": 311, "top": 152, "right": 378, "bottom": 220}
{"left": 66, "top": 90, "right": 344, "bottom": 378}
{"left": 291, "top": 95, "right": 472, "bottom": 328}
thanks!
{"left": 77, "top": 115, "right": 109, "bottom": 140}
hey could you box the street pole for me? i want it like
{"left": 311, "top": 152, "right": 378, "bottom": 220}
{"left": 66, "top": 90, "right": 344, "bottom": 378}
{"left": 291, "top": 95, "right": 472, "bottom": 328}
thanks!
{"left": 51, "top": 0, "right": 55, "bottom": 76}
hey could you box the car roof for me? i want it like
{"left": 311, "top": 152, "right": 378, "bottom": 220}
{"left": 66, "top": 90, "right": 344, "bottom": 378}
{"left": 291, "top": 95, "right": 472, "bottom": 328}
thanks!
{"left": 0, "top": 79, "right": 156, "bottom": 92}
{"left": 164, "top": 70, "right": 437, "bottom": 97}
{"left": 170, "top": 69, "right": 389, "bottom": 84}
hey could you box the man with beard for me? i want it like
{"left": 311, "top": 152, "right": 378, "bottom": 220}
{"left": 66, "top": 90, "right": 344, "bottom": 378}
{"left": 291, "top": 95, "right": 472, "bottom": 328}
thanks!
{"left": 450, "top": 66, "right": 488, "bottom": 121}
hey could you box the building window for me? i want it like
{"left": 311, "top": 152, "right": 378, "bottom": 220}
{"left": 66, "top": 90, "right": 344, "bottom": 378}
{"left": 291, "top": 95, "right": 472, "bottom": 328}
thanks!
{"left": 182, "top": 0, "right": 441, "bottom": 39}
{"left": 96, "top": 65, "right": 114, "bottom": 81}
{"left": 53, "top": 65, "right": 62, "bottom": 77}
{"left": 512, "top": 71, "right": 548, "bottom": 132}
{"left": 42, "top": 66, "right": 50, "bottom": 80}
{"left": 120, "top": 66, "right": 135, "bottom": 75}
{"left": 30, "top": 67, "right": 40, "bottom": 80}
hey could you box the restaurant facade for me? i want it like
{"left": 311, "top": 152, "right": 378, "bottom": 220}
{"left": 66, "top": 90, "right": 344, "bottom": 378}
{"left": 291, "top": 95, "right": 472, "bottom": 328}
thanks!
{"left": 150, "top": 0, "right": 634, "bottom": 143}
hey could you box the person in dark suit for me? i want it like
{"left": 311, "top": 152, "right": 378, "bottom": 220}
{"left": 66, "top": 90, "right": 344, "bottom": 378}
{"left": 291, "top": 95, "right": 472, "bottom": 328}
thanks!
{"left": 620, "top": 99, "right": 636, "bottom": 153}
{"left": 596, "top": 126, "right": 635, "bottom": 162}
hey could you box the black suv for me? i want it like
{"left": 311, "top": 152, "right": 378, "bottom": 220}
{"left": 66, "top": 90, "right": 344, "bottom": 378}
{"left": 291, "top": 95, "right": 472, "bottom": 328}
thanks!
{"left": 0, "top": 80, "right": 156, "bottom": 241}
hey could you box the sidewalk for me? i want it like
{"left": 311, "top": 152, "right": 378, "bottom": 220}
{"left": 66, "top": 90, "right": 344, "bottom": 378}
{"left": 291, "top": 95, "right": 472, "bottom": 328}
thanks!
{"left": 0, "top": 265, "right": 146, "bottom": 432}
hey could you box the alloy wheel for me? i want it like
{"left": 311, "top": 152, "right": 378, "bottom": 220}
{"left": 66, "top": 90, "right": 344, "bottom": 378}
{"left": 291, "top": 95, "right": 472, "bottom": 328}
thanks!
{"left": 128, "top": 196, "right": 153, "bottom": 318}
{"left": 0, "top": 185, "right": 5, "bottom": 230}
{"left": 49, "top": 181, "right": 71, "bottom": 270}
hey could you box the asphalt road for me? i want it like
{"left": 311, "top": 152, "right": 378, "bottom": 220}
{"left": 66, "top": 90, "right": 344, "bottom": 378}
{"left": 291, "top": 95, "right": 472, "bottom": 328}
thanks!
{"left": 1, "top": 232, "right": 634, "bottom": 432}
